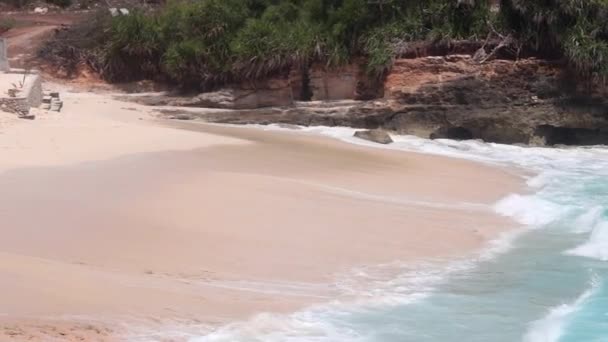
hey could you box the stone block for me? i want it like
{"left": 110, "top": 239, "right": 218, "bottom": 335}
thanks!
{"left": 0, "top": 38, "right": 9, "bottom": 72}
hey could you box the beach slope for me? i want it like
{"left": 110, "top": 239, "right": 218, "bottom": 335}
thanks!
{"left": 0, "top": 93, "right": 522, "bottom": 340}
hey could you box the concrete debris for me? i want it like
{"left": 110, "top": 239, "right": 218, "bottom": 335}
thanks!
{"left": 34, "top": 7, "right": 48, "bottom": 14}
{"left": 41, "top": 91, "right": 63, "bottom": 112}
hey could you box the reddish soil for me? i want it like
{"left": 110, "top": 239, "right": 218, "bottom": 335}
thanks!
{"left": 0, "top": 12, "right": 83, "bottom": 68}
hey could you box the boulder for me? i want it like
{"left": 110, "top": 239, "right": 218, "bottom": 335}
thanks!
{"left": 19, "top": 114, "right": 36, "bottom": 120}
{"left": 173, "top": 113, "right": 193, "bottom": 120}
{"left": 353, "top": 129, "right": 393, "bottom": 144}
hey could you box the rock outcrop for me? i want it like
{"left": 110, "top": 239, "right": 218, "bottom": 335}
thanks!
{"left": 354, "top": 129, "right": 393, "bottom": 144}
{"left": 309, "top": 64, "right": 358, "bottom": 101}
{"left": 128, "top": 62, "right": 382, "bottom": 109}
{"left": 126, "top": 78, "right": 294, "bottom": 109}
{"left": 160, "top": 100, "right": 393, "bottom": 127}
{"left": 137, "top": 55, "right": 608, "bottom": 146}
{"left": 382, "top": 55, "right": 608, "bottom": 145}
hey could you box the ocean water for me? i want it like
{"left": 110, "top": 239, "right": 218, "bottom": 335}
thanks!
{"left": 189, "top": 126, "right": 608, "bottom": 342}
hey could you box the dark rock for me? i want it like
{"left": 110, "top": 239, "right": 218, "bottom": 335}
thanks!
{"left": 534, "top": 125, "right": 608, "bottom": 146}
{"left": 354, "top": 129, "right": 393, "bottom": 144}
{"left": 120, "top": 78, "right": 294, "bottom": 110}
{"left": 431, "top": 126, "right": 474, "bottom": 140}
{"left": 276, "top": 123, "right": 302, "bottom": 130}
{"left": 174, "top": 114, "right": 193, "bottom": 120}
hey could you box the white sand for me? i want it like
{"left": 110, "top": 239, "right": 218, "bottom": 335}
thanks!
{"left": 0, "top": 90, "right": 523, "bottom": 341}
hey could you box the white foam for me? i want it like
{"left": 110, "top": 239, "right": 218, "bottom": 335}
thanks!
{"left": 189, "top": 263, "right": 446, "bottom": 341}
{"left": 572, "top": 206, "right": 605, "bottom": 233}
{"left": 523, "top": 277, "right": 598, "bottom": 342}
{"left": 478, "top": 228, "right": 528, "bottom": 260}
{"left": 566, "top": 221, "right": 608, "bottom": 261}
{"left": 527, "top": 174, "right": 548, "bottom": 188}
{"left": 254, "top": 124, "right": 608, "bottom": 174}
{"left": 189, "top": 124, "right": 608, "bottom": 341}
{"left": 493, "top": 194, "right": 564, "bottom": 226}
{"left": 190, "top": 310, "right": 364, "bottom": 342}
{"left": 186, "top": 226, "right": 528, "bottom": 341}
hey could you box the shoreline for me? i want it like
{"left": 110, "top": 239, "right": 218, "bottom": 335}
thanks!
{"left": 0, "top": 91, "right": 524, "bottom": 341}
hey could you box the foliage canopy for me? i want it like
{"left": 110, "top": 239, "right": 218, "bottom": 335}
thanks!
{"left": 39, "top": 0, "right": 608, "bottom": 88}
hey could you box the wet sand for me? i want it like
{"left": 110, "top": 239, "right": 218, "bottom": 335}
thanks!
{"left": 0, "top": 93, "right": 523, "bottom": 340}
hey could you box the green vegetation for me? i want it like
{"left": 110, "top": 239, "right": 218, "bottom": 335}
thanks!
{"left": 0, "top": 0, "right": 72, "bottom": 8}
{"left": 0, "top": 18, "right": 16, "bottom": 34}
{"left": 47, "top": 0, "right": 73, "bottom": 8}
{"left": 39, "top": 0, "right": 608, "bottom": 89}
{"left": 501, "top": 0, "right": 608, "bottom": 83}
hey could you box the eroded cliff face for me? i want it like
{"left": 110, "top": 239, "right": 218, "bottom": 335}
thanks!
{"left": 383, "top": 55, "right": 608, "bottom": 145}
{"left": 137, "top": 55, "right": 608, "bottom": 146}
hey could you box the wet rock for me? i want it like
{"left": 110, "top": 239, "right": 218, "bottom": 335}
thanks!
{"left": 276, "top": 123, "right": 302, "bottom": 130}
{"left": 430, "top": 126, "right": 474, "bottom": 140}
{"left": 173, "top": 114, "right": 193, "bottom": 120}
{"left": 534, "top": 125, "right": 608, "bottom": 146}
{"left": 354, "top": 129, "right": 393, "bottom": 144}
{"left": 19, "top": 114, "right": 35, "bottom": 120}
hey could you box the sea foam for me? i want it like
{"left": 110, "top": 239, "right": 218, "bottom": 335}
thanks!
{"left": 493, "top": 194, "right": 564, "bottom": 226}
{"left": 523, "top": 277, "right": 599, "bottom": 342}
{"left": 186, "top": 125, "right": 608, "bottom": 342}
{"left": 566, "top": 221, "right": 608, "bottom": 261}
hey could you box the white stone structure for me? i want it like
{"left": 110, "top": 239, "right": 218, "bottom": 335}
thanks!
{"left": 0, "top": 38, "right": 44, "bottom": 116}
{"left": 0, "top": 38, "right": 9, "bottom": 72}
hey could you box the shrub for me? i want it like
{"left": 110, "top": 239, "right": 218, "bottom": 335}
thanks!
{"left": 501, "top": 0, "right": 608, "bottom": 81}
{"left": 40, "top": 0, "right": 608, "bottom": 88}
{"left": 47, "top": 0, "right": 72, "bottom": 8}
{"left": 0, "top": 18, "right": 16, "bottom": 34}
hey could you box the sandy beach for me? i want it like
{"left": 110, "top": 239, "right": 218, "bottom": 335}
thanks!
{"left": 0, "top": 91, "right": 523, "bottom": 341}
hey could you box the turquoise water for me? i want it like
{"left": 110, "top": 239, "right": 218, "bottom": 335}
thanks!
{"left": 191, "top": 127, "right": 608, "bottom": 342}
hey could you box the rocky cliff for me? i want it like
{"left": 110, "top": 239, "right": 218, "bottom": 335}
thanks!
{"left": 382, "top": 55, "right": 608, "bottom": 145}
{"left": 130, "top": 55, "right": 608, "bottom": 146}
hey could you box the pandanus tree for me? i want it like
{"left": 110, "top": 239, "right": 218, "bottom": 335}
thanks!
{"left": 39, "top": 0, "right": 608, "bottom": 88}
{"left": 501, "top": 0, "right": 608, "bottom": 82}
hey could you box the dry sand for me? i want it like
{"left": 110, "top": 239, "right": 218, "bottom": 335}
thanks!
{"left": 0, "top": 91, "right": 523, "bottom": 341}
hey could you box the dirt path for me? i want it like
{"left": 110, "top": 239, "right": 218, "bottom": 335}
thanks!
{"left": 0, "top": 12, "right": 83, "bottom": 68}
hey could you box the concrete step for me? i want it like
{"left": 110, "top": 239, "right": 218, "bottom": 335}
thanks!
{"left": 19, "top": 114, "right": 35, "bottom": 120}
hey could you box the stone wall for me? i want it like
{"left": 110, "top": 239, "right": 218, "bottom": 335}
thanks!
{"left": 0, "top": 39, "right": 9, "bottom": 72}
{"left": 0, "top": 97, "right": 31, "bottom": 114}
{"left": 0, "top": 72, "right": 42, "bottom": 115}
